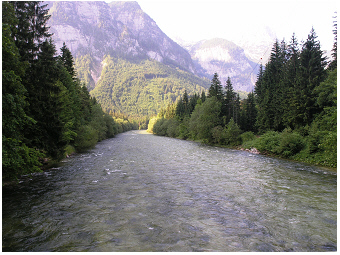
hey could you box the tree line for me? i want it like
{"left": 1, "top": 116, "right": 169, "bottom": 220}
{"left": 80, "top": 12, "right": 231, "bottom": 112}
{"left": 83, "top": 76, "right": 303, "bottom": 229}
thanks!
{"left": 149, "top": 27, "right": 337, "bottom": 168}
{"left": 2, "top": 1, "right": 137, "bottom": 181}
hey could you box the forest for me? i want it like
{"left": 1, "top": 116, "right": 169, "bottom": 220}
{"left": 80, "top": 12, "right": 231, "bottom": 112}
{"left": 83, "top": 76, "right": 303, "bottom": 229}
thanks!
{"left": 2, "top": 1, "right": 337, "bottom": 181}
{"left": 2, "top": 1, "right": 137, "bottom": 181}
{"left": 148, "top": 27, "right": 337, "bottom": 168}
{"left": 88, "top": 56, "right": 209, "bottom": 118}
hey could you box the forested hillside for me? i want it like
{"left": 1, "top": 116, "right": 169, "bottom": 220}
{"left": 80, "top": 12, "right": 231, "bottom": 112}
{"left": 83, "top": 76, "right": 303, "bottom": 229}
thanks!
{"left": 46, "top": 0, "right": 210, "bottom": 118}
{"left": 90, "top": 56, "right": 208, "bottom": 117}
{"left": 149, "top": 28, "right": 337, "bottom": 168}
{"left": 2, "top": 1, "right": 136, "bottom": 181}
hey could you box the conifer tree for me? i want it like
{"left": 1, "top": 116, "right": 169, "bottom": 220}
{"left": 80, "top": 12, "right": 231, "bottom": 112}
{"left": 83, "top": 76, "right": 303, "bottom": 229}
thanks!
{"left": 294, "top": 28, "right": 327, "bottom": 127}
{"left": 201, "top": 90, "right": 206, "bottom": 103}
{"left": 12, "top": 1, "right": 51, "bottom": 64}
{"left": 2, "top": 2, "right": 43, "bottom": 178}
{"left": 60, "top": 42, "right": 76, "bottom": 79}
{"left": 208, "top": 73, "right": 223, "bottom": 102}
{"left": 242, "top": 92, "right": 257, "bottom": 132}
{"left": 282, "top": 33, "right": 301, "bottom": 128}
{"left": 224, "top": 77, "right": 236, "bottom": 123}
{"left": 328, "top": 13, "right": 337, "bottom": 71}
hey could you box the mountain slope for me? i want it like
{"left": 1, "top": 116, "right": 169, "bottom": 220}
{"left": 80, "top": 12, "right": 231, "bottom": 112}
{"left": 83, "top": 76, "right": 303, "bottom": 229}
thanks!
{"left": 47, "top": 1, "right": 198, "bottom": 89}
{"left": 91, "top": 57, "right": 207, "bottom": 117}
{"left": 184, "top": 38, "right": 260, "bottom": 92}
{"left": 47, "top": 1, "right": 210, "bottom": 117}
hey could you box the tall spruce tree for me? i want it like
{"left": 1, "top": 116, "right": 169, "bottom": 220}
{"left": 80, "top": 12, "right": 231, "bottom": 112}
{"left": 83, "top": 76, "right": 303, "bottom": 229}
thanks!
{"left": 25, "top": 39, "right": 68, "bottom": 159}
{"left": 241, "top": 92, "right": 257, "bottom": 132}
{"left": 2, "top": 2, "right": 43, "bottom": 179}
{"left": 12, "top": 1, "right": 51, "bottom": 64}
{"left": 328, "top": 13, "right": 337, "bottom": 71}
{"left": 208, "top": 73, "right": 224, "bottom": 102}
{"left": 60, "top": 42, "right": 76, "bottom": 79}
{"left": 282, "top": 33, "right": 301, "bottom": 128}
{"left": 224, "top": 77, "right": 236, "bottom": 124}
{"left": 294, "top": 28, "right": 327, "bottom": 127}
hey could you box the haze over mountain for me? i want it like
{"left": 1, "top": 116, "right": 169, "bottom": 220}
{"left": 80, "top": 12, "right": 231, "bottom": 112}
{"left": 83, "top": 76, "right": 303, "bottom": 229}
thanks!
{"left": 184, "top": 38, "right": 260, "bottom": 92}
{"left": 46, "top": 1, "right": 271, "bottom": 116}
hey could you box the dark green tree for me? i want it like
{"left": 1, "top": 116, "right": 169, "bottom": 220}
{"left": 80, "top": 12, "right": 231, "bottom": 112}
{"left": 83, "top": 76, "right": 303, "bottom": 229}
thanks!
{"left": 224, "top": 77, "right": 236, "bottom": 123}
{"left": 60, "top": 42, "right": 76, "bottom": 79}
{"left": 255, "top": 40, "right": 286, "bottom": 132}
{"left": 282, "top": 33, "right": 301, "bottom": 128}
{"left": 328, "top": 12, "right": 337, "bottom": 71}
{"left": 292, "top": 28, "right": 327, "bottom": 127}
{"left": 2, "top": 2, "right": 42, "bottom": 179}
{"left": 12, "top": 1, "right": 51, "bottom": 63}
{"left": 201, "top": 90, "right": 206, "bottom": 103}
{"left": 240, "top": 92, "right": 257, "bottom": 132}
{"left": 208, "top": 73, "right": 223, "bottom": 102}
{"left": 24, "top": 39, "right": 68, "bottom": 159}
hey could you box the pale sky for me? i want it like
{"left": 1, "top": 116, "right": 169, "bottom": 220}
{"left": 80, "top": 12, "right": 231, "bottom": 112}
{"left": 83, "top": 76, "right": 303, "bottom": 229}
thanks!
{"left": 137, "top": 0, "right": 337, "bottom": 52}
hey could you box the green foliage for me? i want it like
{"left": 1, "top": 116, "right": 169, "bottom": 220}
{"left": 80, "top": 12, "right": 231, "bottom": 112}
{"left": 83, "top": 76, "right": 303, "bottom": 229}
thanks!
{"left": 73, "top": 125, "right": 98, "bottom": 151}
{"left": 224, "top": 119, "right": 242, "bottom": 146}
{"left": 247, "top": 131, "right": 280, "bottom": 154}
{"left": 239, "top": 131, "right": 255, "bottom": 145}
{"left": 88, "top": 56, "right": 208, "bottom": 118}
{"left": 178, "top": 116, "right": 190, "bottom": 139}
{"left": 276, "top": 129, "right": 305, "bottom": 157}
{"left": 2, "top": 2, "right": 137, "bottom": 180}
{"left": 152, "top": 118, "right": 168, "bottom": 136}
{"left": 189, "top": 97, "right": 221, "bottom": 143}
{"left": 147, "top": 117, "right": 159, "bottom": 133}
{"left": 2, "top": 137, "right": 44, "bottom": 180}
{"left": 166, "top": 118, "right": 180, "bottom": 138}
{"left": 208, "top": 73, "right": 224, "bottom": 102}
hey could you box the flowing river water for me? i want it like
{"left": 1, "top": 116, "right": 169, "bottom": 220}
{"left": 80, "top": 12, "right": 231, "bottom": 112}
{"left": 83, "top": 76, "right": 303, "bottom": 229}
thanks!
{"left": 2, "top": 130, "right": 337, "bottom": 252}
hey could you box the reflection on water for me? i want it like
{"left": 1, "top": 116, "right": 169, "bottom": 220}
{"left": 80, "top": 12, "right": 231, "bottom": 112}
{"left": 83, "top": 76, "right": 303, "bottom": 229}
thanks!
{"left": 2, "top": 130, "right": 337, "bottom": 251}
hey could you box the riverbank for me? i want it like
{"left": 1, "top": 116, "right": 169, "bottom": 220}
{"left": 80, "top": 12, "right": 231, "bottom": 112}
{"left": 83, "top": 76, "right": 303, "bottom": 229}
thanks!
{"left": 149, "top": 129, "right": 336, "bottom": 172}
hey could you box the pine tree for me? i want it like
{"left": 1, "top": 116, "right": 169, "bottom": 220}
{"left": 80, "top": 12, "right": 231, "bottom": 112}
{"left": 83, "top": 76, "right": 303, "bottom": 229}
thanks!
{"left": 282, "top": 33, "right": 301, "bottom": 128}
{"left": 255, "top": 40, "right": 286, "bottom": 132}
{"left": 328, "top": 13, "right": 337, "bottom": 71}
{"left": 294, "top": 28, "right": 327, "bottom": 127}
{"left": 24, "top": 39, "right": 68, "bottom": 159}
{"left": 208, "top": 73, "right": 224, "bottom": 102}
{"left": 2, "top": 1, "right": 42, "bottom": 179}
{"left": 224, "top": 77, "right": 236, "bottom": 123}
{"left": 243, "top": 92, "right": 257, "bottom": 132}
{"left": 60, "top": 42, "right": 76, "bottom": 79}
{"left": 201, "top": 90, "right": 206, "bottom": 103}
{"left": 183, "top": 90, "right": 189, "bottom": 114}
{"left": 12, "top": 1, "right": 51, "bottom": 64}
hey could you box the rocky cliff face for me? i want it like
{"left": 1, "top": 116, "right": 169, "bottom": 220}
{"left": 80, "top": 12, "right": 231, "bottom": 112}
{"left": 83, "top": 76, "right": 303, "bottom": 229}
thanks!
{"left": 184, "top": 38, "right": 259, "bottom": 92}
{"left": 47, "top": 1, "right": 197, "bottom": 88}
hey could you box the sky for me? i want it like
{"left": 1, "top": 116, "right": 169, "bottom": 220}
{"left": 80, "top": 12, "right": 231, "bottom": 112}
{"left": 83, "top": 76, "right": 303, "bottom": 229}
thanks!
{"left": 136, "top": 0, "right": 337, "bottom": 53}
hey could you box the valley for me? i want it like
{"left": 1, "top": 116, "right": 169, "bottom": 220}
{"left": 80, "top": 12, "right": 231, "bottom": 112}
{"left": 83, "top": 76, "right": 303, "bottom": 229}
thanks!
{"left": 46, "top": 1, "right": 269, "bottom": 117}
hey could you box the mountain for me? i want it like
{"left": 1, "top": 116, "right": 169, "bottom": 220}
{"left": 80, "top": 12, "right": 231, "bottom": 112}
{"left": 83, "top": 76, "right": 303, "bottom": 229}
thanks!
{"left": 47, "top": 1, "right": 204, "bottom": 86}
{"left": 184, "top": 38, "right": 260, "bottom": 92}
{"left": 46, "top": 1, "right": 265, "bottom": 117}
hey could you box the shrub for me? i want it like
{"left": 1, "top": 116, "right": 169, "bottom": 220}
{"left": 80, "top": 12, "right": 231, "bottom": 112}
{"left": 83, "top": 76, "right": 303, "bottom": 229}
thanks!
{"left": 74, "top": 125, "right": 98, "bottom": 151}
{"left": 212, "top": 125, "right": 225, "bottom": 144}
{"left": 240, "top": 131, "right": 255, "bottom": 143}
{"left": 189, "top": 97, "right": 221, "bottom": 143}
{"left": 224, "top": 119, "right": 242, "bottom": 146}
{"left": 253, "top": 131, "right": 280, "bottom": 153}
{"left": 166, "top": 118, "right": 180, "bottom": 138}
{"left": 276, "top": 129, "right": 306, "bottom": 157}
{"left": 152, "top": 118, "right": 168, "bottom": 136}
{"left": 147, "top": 117, "right": 159, "bottom": 133}
{"left": 178, "top": 116, "right": 190, "bottom": 140}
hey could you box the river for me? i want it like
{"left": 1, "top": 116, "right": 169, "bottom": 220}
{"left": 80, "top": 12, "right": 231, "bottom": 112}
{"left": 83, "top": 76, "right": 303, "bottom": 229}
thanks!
{"left": 2, "top": 130, "right": 337, "bottom": 252}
